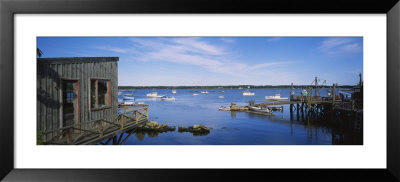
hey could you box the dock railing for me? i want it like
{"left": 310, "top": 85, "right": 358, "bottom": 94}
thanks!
{"left": 42, "top": 105, "right": 149, "bottom": 145}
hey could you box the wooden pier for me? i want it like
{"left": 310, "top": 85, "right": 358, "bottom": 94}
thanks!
{"left": 226, "top": 75, "right": 363, "bottom": 130}
{"left": 45, "top": 106, "right": 149, "bottom": 145}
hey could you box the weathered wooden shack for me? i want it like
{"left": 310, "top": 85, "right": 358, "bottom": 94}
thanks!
{"left": 37, "top": 57, "right": 119, "bottom": 143}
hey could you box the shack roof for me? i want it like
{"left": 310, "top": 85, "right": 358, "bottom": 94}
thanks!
{"left": 37, "top": 57, "right": 119, "bottom": 64}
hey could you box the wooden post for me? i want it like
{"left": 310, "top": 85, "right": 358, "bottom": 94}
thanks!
{"left": 290, "top": 83, "right": 294, "bottom": 101}
{"left": 98, "top": 120, "right": 103, "bottom": 137}
{"left": 315, "top": 76, "right": 318, "bottom": 97}
{"left": 120, "top": 116, "right": 124, "bottom": 129}
{"left": 332, "top": 84, "right": 336, "bottom": 106}
{"left": 146, "top": 107, "right": 149, "bottom": 119}
{"left": 66, "top": 128, "right": 72, "bottom": 144}
{"left": 112, "top": 136, "right": 117, "bottom": 145}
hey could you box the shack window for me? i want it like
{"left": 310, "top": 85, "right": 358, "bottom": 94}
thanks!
{"left": 90, "top": 79, "right": 111, "bottom": 110}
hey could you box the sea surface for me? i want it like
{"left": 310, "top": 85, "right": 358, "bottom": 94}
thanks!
{"left": 113, "top": 88, "right": 362, "bottom": 145}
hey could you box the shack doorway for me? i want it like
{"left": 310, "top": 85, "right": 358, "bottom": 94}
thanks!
{"left": 61, "top": 80, "right": 80, "bottom": 130}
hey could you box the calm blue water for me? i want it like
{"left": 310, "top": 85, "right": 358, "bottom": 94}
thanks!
{"left": 114, "top": 88, "right": 359, "bottom": 145}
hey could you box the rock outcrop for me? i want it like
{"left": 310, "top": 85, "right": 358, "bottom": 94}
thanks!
{"left": 178, "top": 124, "right": 210, "bottom": 136}
{"left": 136, "top": 121, "right": 176, "bottom": 132}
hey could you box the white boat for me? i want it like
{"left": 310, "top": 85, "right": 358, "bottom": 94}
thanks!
{"left": 172, "top": 89, "right": 177, "bottom": 94}
{"left": 146, "top": 92, "right": 164, "bottom": 98}
{"left": 248, "top": 106, "right": 271, "bottom": 113}
{"left": 161, "top": 96, "right": 175, "bottom": 101}
{"left": 242, "top": 91, "right": 255, "bottom": 96}
{"left": 265, "top": 94, "right": 288, "bottom": 101}
{"left": 193, "top": 93, "right": 199, "bottom": 96}
{"left": 201, "top": 91, "right": 208, "bottom": 94}
{"left": 124, "top": 93, "right": 133, "bottom": 96}
{"left": 123, "top": 96, "right": 135, "bottom": 100}
{"left": 243, "top": 86, "right": 254, "bottom": 96}
{"left": 218, "top": 106, "right": 230, "bottom": 111}
{"left": 218, "top": 96, "right": 224, "bottom": 99}
{"left": 302, "top": 89, "right": 308, "bottom": 96}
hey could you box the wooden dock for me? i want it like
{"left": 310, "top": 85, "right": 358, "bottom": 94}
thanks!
{"left": 46, "top": 106, "right": 149, "bottom": 145}
{"left": 222, "top": 79, "right": 363, "bottom": 129}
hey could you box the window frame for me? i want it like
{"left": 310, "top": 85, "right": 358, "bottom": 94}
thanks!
{"left": 89, "top": 78, "right": 112, "bottom": 111}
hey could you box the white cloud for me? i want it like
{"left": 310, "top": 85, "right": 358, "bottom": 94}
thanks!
{"left": 340, "top": 43, "right": 361, "bottom": 52}
{"left": 171, "top": 38, "right": 226, "bottom": 55}
{"left": 220, "top": 38, "right": 236, "bottom": 43}
{"left": 267, "top": 37, "right": 281, "bottom": 42}
{"left": 320, "top": 38, "right": 354, "bottom": 49}
{"left": 246, "top": 62, "right": 293, "bottom": 71}
{"left": 103, "top": 38, "right": 294, "bottom": 78}
{"left": 319, "top": 38, "right": 362, "bottom": 53}
{"left": 93, "top": 46, "right": 129, "bottom": 53}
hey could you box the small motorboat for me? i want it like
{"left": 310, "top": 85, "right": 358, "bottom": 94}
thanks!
{"left": 218, "top": 96, "right": 224, "bottom": 99}
{"left": 265, "top": 94, "right": 288, "bottom": 101}
{"left": 243, "top": 86, "right": 254, "bottom": 96}
{"left": 248, "top": 106, "right": 271, "bottom": 113}
{"left": 302, "top": 89, "right": 308, "bottom": 96}
{"left": 161, "top": 96, "right": 175, "bottom": 101}
{"left": 172, "top": 89, "right": 177, "bottom": 94}
{"left": 218, "top": 106, "right": 230, "bottom": 111}
{"left": 146, "top": 92, "right": 164, "bottom": 98}
{"left": 193, "top": 93, "right": 199, "bottom": 96}
{"left": 242, "top": 91, "right": 255, "bottom": 96}
{"left": 201, "top": 91, "right": 208, "bottom": 94}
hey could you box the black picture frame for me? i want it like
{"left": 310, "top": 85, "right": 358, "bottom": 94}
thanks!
{"left": 1, "top": 0, "right": 399, "bottom": 181}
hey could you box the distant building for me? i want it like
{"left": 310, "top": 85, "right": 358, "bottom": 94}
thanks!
{"left": 37, "top": 57, "right": 119, "bottom": 143}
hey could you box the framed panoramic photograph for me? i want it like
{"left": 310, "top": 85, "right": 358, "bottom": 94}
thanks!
{"left": 1, "top": 0, "right": 400, "bottom": 181}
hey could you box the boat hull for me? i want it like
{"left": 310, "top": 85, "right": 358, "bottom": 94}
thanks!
{"left": 248, "top": 106, "right": 271, "bottom": 113}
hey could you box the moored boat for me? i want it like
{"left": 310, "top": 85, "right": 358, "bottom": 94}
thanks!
{"left": 248, "top": 106, "right": 271, "bottom": 113}
{"left": 201, "top": 91, "right": 208, "bottom": 94}
{"left": 146, "top": 92, "right": 164, "bottom": 98}
{"left": 242, "top": 86, "right": 254, "bottom": 96}
{"left": 242, "top": 91, "right": 255, "bottom": 96}
{"left": 172, "top": 89, "right": 177, "bottom": 94}
{"left": 161, "top": 96, "right": 175, "bottom": 101}
{"left": 265, "top": 94, "right": 288, "bottom": 101}
{"left": 218, "top": 106, "right": 230, "bottom": 111}
{"left": 302, "top": 89, "right": 308, "bottom": 96}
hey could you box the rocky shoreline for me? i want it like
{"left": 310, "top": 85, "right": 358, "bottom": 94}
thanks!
{"left": 135, "top": 121, "right": 211, "bottom": 136}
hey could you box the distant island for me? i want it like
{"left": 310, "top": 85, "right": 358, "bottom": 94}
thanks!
{"left": 118, "top": 85, "right": 357, "bottom": 90}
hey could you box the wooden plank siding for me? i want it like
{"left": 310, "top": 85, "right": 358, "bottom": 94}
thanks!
{"left": 37, "top": 57, "right": 119, "bottom": 143}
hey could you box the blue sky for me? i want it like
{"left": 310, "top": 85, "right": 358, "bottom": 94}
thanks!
{"left": 37, "top": 37, "right": 363, "bottom": 86}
